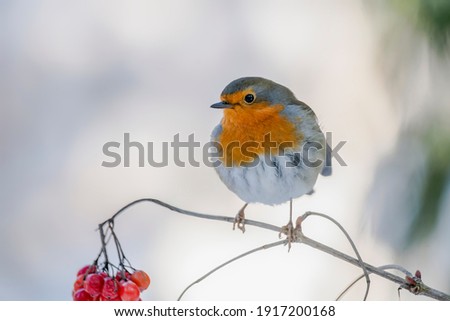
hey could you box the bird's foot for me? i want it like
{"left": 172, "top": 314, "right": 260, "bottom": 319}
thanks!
{"left": 279, "top": 216, "right": 303, "bottom": 251}
{"left": 233, "top": 205, "right": 247, "bottom": 233}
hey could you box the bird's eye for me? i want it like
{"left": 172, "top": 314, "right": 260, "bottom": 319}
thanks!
{"left": 244, "top": 94, "right": 255, "bottom": 104}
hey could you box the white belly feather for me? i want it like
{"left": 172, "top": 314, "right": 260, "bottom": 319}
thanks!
{"left": 214, "top": 152, "right": 323, "bottom": 205}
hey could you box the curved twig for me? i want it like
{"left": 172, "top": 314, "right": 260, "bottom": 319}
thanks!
{"left": 336, "top": 264, "right": 413, "bottom": 300}
{"left": 300, "top": 211, "right": 370, "bottom": 300}
{"left": 177, "top": 240, "right": 285, "bottom": 300}
{"left": 99, "top": 198, "right": 280, "bottom": 232}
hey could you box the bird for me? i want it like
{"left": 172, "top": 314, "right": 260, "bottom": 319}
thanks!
{"left": 210, "top": 77, "right": 331, "bottom": 248}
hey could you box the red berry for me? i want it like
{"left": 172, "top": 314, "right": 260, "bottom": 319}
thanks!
{"left": 98, "top": 271, "right": 109, "bottom": 279}
{"left": 84, "top": 273, "right": 104, "bottom": 297}
{"left": 116, "top": 270, "right": 131, "bottom": 281}
{"left": 73, "top": 275, "right": 85, "bottom": 292}
{"left": 73, "top": 289, "right": 94, "bottom": 301}
{"left": 77, "top": 265, "right": 96, "bottom": 277}
{"left": 119, "top": 281, "right": 140, "bottom": 301}
{"left": 102, "top": 277, "right": 119, "bottom": 300}
{"left": 131, "top": 270, "right": 151, "bottom": 291}
{"left": 101, "top": 295, "right": 122, "bottom": 301}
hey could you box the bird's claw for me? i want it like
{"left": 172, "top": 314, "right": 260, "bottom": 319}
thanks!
{"left": 233, "top": 208, "right": 246, "bottom": 233}
{"left": 279, "top": 216, "right": 303, "bottom": 251}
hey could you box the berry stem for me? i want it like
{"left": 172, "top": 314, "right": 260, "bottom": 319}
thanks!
{"left": 98, "top": 222, "right": 110, "bottom": 271}
{"left": 108, "top": 220, "right": 132, "bottom": 272}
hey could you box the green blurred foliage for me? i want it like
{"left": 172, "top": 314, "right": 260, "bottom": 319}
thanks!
{"left": 407, "top": 117, "right": 450, "bottom": 244}
{"left": 392, "top": 0, "right": 450, "bottom": 52}
{"left": 370, "top": 1, "right": 450, "bottom": 250}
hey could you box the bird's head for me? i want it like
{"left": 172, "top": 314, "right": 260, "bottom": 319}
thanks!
{"left": 210, "top": 77, "right": 297, "bottom": 111}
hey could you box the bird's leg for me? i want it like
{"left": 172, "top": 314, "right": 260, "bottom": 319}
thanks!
{"left": 279, "top": 199, "right": 299, "bottom": 251}
{"left": 233, "top": 203, "right": 248, "bottom": 233}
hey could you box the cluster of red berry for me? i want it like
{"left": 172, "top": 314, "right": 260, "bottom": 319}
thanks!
{"left": 73, "top": 264, "right": 151, "bottom": 301}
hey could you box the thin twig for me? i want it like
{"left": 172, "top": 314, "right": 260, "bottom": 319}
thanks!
{"left": 98, "top": 223, "right": 109, "bottom": 270}
{"left": 99, "top": 198, "right": 450, "bottom": 301}
{"left": 336, "top": 264, "right": 414, "bottom": 300}
{"left": 301, "top": 211, "right": 370, "bottom": 300}
{"left": 99, "top": 198, "right": 280, "bottom": 233}
{"left": 299, "top": 236, "right": 450, "bottom": 300}
{"left": 177, "top": 240, "right": 286, "bottom": 300}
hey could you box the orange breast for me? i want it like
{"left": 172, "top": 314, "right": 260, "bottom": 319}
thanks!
{"left": 218, "top": 103, "right": 303, "bottom": 166}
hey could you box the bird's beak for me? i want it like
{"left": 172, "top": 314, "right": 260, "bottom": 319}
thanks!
{"left": 210, "top": 101, "right": 232, "bottom": 109}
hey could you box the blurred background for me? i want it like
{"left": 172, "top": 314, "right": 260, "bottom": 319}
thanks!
{"left": 1, "top": 0, "right": 449, "bottom": 300}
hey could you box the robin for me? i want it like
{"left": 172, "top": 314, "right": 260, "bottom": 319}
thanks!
{"left": 210, "top": 77, "right": 331, "bottom": 248}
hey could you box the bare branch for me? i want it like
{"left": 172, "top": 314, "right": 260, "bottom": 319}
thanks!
{"left": 99, "top": 198, "right": 450, "bottom": 301}
{"left": 99, "top": 198, "right": 280, "bottom": 232}
{"left": 336, "top": 264, "right": 414, "bottom": 300}
{"left": 299, "top": 236, "right": 450, "bottom": 300}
